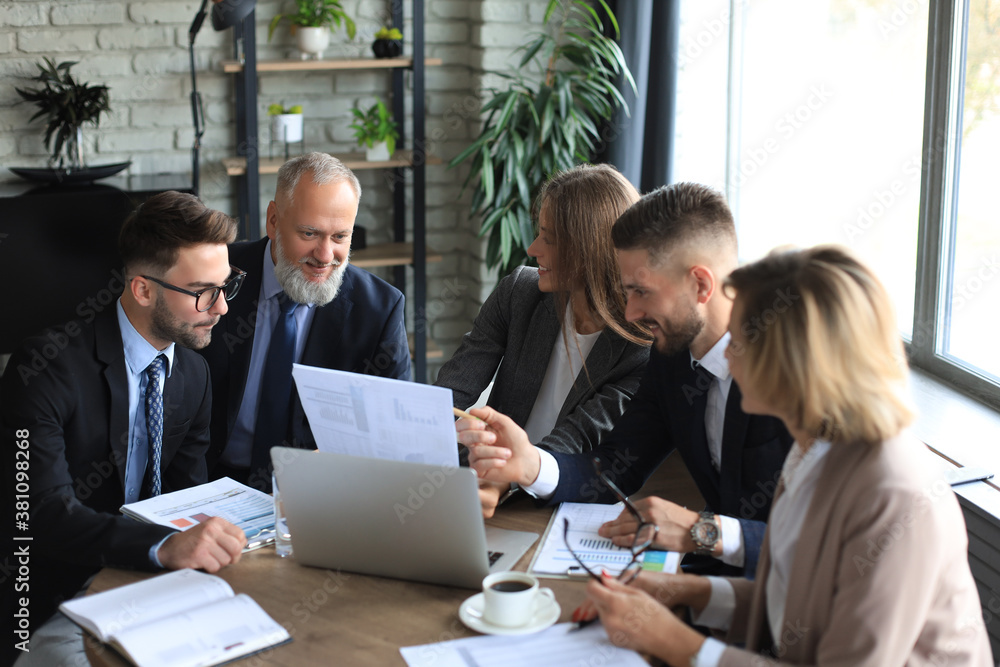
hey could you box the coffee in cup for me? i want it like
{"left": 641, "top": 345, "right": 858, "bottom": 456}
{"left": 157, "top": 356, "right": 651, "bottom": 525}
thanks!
{"left": 481, "top": 572, "right": 554, "bottom": 628}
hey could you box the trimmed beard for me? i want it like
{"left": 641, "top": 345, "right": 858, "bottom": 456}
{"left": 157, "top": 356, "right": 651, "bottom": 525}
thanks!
{"left": 273, "top": 232, "right": 348, "bottom": 306}
{"left": 150, "top": 293, "right": 218, "bottom": 350}
{"left": 651, "top": 306, "right": 704, "bottom": 356}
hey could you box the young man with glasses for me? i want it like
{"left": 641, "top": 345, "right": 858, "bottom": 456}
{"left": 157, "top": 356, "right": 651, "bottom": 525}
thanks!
{"left": 1, "top": 191, "right": 247, "bottom": 665}
{"left": 459, "top": 183, "right": 794, "bottom": 580}
{"left": 199, "top": 153, "right": 411, "bottom": 493}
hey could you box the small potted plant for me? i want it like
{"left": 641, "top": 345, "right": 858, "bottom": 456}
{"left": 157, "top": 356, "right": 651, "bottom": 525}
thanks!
{"left": 372, "top": 26, "right": 403, "bottom": 59}
{"left": 349, "top": 98, "right": 399, "bottom": 161}
{"left": 267, "top": 0, "right": 357, "bottom": 60}
{"left": 268, "top": 103, "right": 304, "bottom": 143}
{"left": 15, "top": 57, "right": 110, "bottom": 171}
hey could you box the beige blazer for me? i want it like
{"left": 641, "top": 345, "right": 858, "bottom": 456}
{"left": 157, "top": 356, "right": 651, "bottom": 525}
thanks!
{"left": 719, "top": 433, "right": 992, "bottom": 666}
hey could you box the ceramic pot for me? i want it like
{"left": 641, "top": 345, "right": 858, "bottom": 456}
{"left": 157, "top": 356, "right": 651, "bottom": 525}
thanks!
{"left": 372, "top": 39, "right": 402, "bottom": 59}
{"left": 365, "top": 141, "right": 391, "bottom": 161}
{"left": 296, "top": 26, "right": 330, "bottom": 60}
{"left": 271, "top": 114, "right": 303, "bottom": 143}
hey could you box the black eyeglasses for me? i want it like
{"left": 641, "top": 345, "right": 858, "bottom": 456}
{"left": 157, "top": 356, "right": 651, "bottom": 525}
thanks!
{"left": 561, "top": 458, "right": 659, "bottom": 584}
{"left": 142, "top": 265, "right": 246, "bottom": 312}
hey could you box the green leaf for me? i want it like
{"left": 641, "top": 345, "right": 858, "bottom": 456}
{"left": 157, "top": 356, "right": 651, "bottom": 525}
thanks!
{"left": 480, "top": 147, "right": 494, "bottom": 203}
{"left": 543, "top": 0, "right": 560, "bottom": 23}
{"left": 518, "top": 36, "right": 546, "bottom": 68}
{"left": 499, "top": 214, "right": 513, "bottom": 267}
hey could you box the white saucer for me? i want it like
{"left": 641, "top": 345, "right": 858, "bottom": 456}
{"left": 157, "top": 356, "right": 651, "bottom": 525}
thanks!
{"left": 458, "top": 592, "right": 561, "bottom": 636}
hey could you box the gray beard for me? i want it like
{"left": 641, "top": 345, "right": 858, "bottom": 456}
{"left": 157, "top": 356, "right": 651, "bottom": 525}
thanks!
{"left": 273, "top": 235, "right": 348, "bottom": 306}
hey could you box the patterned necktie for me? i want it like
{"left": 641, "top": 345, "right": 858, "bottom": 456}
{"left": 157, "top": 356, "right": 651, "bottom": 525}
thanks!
{"left": 144, "top": 355, "right": 166, "bottom": 497}
{"left": 251, "top": 294, "right": 299, "bottom": 488}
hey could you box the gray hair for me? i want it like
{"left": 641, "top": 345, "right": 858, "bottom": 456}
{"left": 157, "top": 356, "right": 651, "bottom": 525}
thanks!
{"left": 276, "top": 152, "right": 362, "bottom": 205}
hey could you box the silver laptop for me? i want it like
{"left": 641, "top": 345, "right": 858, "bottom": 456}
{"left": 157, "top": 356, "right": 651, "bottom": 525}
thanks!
{"left": 271, "top": 447, "right": 538, "bottom": 589}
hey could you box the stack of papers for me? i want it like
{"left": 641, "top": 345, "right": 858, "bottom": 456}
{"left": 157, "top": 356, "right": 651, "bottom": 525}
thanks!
{"left": 530, "top": 502, "right": 680, "bottom": 578}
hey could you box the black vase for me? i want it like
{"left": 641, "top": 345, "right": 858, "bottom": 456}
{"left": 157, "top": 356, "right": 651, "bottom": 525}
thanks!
{"left": 372, "top": 39, "right": 402, "bottom": 59}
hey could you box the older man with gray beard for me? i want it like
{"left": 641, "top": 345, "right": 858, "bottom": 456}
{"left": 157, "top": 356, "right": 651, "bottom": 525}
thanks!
{"left": 199, "top": 153, "right": 411, "bottom": 492}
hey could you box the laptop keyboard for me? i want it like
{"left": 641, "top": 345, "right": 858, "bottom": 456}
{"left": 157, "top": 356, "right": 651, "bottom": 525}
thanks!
{"left": 487, "top": 551, "right": 504, "bottom": 566}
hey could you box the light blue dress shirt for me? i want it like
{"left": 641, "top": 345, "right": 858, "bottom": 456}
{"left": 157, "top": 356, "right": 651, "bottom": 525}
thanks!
{"left": 115, "top": 300, "right": 176, "bottom": 567}
{"left": 220, "top": 239, "right": 316, "bottom": 468}
{"left": 117, "top": 300, "right": 175, "bottom": 503}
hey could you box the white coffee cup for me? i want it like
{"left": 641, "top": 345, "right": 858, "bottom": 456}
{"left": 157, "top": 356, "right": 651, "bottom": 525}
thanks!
{"left": 481, "top": 572, "right": 555, "bottom": 628}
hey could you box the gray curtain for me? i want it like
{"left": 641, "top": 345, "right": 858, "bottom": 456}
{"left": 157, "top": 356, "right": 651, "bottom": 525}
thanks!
{"left": 600, "top": 0, "right": 680, "bottom": 193}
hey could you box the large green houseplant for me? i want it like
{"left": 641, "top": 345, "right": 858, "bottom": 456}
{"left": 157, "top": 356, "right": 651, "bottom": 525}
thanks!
{"left": 449, "top": 0, "right": 634, "bottom": 275}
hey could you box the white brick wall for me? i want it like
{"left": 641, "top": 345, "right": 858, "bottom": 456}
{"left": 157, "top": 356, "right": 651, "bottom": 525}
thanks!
{"left": 0, "top": 0, "right": 553, "bottom": 381}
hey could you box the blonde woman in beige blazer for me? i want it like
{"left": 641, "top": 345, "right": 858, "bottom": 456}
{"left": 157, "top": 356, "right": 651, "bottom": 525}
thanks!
{"left": 581, "top": 245, "right": 992, "bottom": 666}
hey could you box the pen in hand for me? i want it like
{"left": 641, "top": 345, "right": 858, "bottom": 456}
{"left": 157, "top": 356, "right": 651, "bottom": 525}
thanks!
{"left": 452, "top": 407, "right": 482, "bottom": 421}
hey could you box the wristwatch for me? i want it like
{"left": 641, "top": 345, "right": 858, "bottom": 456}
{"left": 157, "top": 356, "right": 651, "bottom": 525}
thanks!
{"left": 689, "top": 511, "right": 721, "bottom": 556}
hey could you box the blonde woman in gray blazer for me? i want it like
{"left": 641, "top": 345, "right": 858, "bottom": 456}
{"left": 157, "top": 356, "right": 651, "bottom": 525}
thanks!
{"left": 436, "top": 165, "right": 651, "bottom": 496}
{"left": 583, "top": 246, "right": 992, "bottom": 666}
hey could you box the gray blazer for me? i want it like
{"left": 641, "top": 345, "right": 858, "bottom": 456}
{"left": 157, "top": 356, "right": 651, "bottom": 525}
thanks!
{"left": 435, "top": 266, "right": 650, "bottom": 455}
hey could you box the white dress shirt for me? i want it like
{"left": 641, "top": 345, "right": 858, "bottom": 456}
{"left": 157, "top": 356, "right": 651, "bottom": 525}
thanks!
{"left": 526, "top": 333, "right": 745, "bottom": 567}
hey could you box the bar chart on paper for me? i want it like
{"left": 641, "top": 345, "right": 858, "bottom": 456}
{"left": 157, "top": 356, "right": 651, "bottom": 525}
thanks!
{"left": 530, "top": 503, "right": 680, "bottom": 578}
{"left": 291, "top": 364, "right": 459, "bottom": 467}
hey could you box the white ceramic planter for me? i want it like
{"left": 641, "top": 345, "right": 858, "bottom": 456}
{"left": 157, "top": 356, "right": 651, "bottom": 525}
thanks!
{"left": 365, "top": 141, "right": 391, "bottom": 161}
{"left": 296, "top": 26, "right": 330, "bottom": 60}
{"left": 271, "top": 114, "right": 304, "bottom": 143}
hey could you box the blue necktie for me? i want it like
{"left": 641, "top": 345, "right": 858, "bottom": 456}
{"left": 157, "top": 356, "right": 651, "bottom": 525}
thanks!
{"left": 251, "top": 294, "right": 298, "bottom": 487}
{"left": 144, "top": 355, "right": 166, "bottom": 498}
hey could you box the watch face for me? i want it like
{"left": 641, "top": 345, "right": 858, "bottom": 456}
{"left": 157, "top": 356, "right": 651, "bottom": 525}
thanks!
{"left": 694, "top": 522, "right": 719, "bottom": 545}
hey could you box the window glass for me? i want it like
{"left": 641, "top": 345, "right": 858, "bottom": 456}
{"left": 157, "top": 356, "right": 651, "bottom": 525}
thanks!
{"left": 673, "top": 0, "right": 730, "bottom": 189}
{"left": 941, "top": 0, "right": 1000, "bottom": 379}
{"left": 734, "top": 0, "right": 928, "bottom": 337}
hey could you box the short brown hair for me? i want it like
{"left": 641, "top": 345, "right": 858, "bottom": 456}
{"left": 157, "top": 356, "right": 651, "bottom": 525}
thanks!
{"left": 119, "top": 191, "right": 237, "bottom": 275}
{"left": 725, "top": 245, "right": 913, "bottom": 446}
{"left": 536, "top": 164, "right": 650, "bottom": 346}
{"left": 612, "top": 182, "right": 736, "bottom": 266}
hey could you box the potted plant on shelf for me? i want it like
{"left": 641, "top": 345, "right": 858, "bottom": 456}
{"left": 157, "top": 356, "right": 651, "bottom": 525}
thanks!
{"left": 448, "top": 0, "right": 634, "bottom": 276}
{"left": 349, "top": 98, "right": 399, "bottom": 161}
{"left": 267, "top": 0, "right": 357, "bottom": 61}
{"left": 372, "top": 26, "right": 403, "bottom": 59}
{"left": 15, "top": 57, "right": 111, "bottom": 171}
{"left": 268, "top": 103, "right": 304, "bottom": 143}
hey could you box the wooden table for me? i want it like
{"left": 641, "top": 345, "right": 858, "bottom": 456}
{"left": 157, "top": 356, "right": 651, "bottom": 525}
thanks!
{"left": 84, "top": 456, "right": 703, "bottom": 665}
{"left": 84, "top": 494, "right": 586, "bottom": 666}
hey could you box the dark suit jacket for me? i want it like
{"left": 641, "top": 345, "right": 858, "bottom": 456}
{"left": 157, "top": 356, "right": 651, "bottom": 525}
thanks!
{"left": 199, "top": 239, "right": 410, "bottom": 478}
{"left": 435, "top": 266, "right": 650, "bottom": 455}
{"left": 549, "top": 348, "right": 792, "bottom": 577}
{"left": 0, "top": 307, "right": 210, "bottom": 636}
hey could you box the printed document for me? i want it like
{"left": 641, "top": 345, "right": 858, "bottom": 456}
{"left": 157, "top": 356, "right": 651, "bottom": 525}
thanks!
{"left": 120, "top": 477, "right": 274, "bottom": 551}
{"left": 400, "top": 621, "right": 647, "bottom": 667}
{"left": 530, "top": 502, "right": 680, "bottom": 578}
{"left": 292, "top": 363, "right": 458, "bottom": 466}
